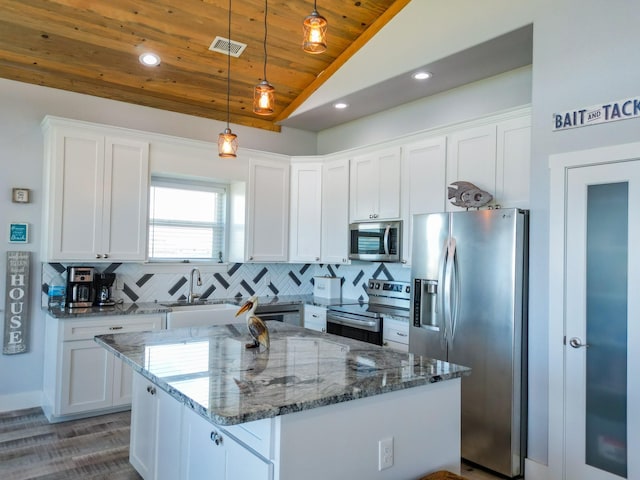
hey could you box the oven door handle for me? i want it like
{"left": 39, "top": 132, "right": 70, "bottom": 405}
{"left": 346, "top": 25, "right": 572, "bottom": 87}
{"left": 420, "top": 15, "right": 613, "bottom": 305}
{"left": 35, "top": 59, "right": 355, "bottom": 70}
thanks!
{"left": 327, "top": 313, "right": 379, "bottom": 331}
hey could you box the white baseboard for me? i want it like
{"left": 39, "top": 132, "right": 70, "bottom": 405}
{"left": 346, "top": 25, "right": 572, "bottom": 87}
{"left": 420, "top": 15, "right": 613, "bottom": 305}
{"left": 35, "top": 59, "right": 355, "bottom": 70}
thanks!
{"left": 0, "top": 391, "right": 43, "bottom": 413}
{"left": 525, "top": 458, "right": 550, "bottom": 480}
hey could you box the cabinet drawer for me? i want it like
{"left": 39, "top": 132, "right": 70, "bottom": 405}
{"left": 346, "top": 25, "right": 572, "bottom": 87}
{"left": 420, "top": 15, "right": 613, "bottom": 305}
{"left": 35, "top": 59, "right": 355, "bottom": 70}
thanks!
{"left": 62, "top": 315, "right": 164, "bottom": 341}
{"left": 383, "top": 318, "right": 409, "bottom": 346}
{"left": 223, "top": 417, "right": 274, "bottom": 460}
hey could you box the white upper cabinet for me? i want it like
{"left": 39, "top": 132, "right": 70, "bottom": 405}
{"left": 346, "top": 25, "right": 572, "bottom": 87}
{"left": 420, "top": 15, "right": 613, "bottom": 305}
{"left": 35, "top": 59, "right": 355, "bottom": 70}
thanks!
{"left": 245, "top": 156, "right": 290, "bottom": 262}
{"left": 321, "top": 157, "right": 350, "bottom": 264}
{"left": 42, "top": 118, "right": 149, "bottom": 261}
{"left": 400, "top": 137, "right": 447, "bottom": 265}
{"left": 495, "top": 115, "right": 531, "bottom": 209}
{"left": 350, "top": 147, "right": 401, "bottom": 221}
{"left": 445, "top": 110, "right": 531, "bottom": 212}
{"left": 289, "top": 161, "right": 322, "bottom": 263}
{"left": 445, "top": 124, "right": 497, "bottom": 212}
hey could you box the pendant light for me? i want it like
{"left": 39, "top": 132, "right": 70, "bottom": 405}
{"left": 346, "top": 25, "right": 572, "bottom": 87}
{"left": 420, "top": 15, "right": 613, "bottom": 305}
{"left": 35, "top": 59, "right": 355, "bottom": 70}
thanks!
{"left": 253, "top": 0, "right": 275, "bottom": 115}
{"left": 218, "top": 0, "right": 238, "bottom": 158}
{"left": 302, "top": 0, "right": 327, "bottom": 54}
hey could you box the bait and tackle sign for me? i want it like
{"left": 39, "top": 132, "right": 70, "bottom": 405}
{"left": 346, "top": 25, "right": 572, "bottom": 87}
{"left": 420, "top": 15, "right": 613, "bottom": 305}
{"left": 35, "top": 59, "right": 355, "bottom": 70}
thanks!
{"left": 3, "top": 251, "right": 30, "bottom": 355}
{"left": 553, "top": 95, "right": 640, "bottom": 131}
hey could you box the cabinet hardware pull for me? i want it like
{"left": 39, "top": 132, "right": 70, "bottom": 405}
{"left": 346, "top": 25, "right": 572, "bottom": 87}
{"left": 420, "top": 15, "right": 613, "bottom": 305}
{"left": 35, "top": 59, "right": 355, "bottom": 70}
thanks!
{"left": 210, "top": 431, "right": 223, "bottom": 445}
{"left": 96, "top": 254, "right": 102, "bottom": 259}
{"left": 103, "top": 253, "right": 109, "bottom": 258}
{"left": 109, "top": 326, "right": 123, "bottom": 330}
{"left": 312, "top": 314, "right": 319, "bottom": 318}
{"left": 146, "top": 385, "right": 156, "bottom": 395}
{"left": 396, "top": 332, "right": 408, "bottom": 337}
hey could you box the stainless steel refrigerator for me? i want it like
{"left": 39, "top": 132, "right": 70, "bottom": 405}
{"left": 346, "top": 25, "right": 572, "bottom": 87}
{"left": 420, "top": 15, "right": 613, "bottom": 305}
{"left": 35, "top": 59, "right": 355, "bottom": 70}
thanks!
{"left": 409, "top": 208, "right": 528, "bottom": 478}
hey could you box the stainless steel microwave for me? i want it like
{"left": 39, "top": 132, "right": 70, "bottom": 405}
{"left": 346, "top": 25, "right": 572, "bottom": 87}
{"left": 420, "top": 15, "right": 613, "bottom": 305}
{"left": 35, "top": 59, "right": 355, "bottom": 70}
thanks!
{"left": 349, "top": 221, "right": 402, "bottom": 262}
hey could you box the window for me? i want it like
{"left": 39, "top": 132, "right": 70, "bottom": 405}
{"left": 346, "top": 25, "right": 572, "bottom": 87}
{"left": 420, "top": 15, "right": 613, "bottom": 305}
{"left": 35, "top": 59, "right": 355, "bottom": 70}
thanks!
{"left": 148, "top": 177, "right": 227, "bottom": 262}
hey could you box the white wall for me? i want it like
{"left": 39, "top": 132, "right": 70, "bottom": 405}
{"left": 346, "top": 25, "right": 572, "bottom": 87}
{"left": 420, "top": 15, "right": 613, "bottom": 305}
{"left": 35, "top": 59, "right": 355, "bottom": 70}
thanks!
{"left": 317, "top": 66, "right": 532, "bottom": 154}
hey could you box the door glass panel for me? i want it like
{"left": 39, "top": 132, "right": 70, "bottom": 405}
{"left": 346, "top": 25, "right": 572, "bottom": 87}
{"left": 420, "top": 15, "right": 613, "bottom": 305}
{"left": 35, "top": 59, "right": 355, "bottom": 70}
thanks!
{"left": 586, "top": 182, "right": 628, "bottom": 477}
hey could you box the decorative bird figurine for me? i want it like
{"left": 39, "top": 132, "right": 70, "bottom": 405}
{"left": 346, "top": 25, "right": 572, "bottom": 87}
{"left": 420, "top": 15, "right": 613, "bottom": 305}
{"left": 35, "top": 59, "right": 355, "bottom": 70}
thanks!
{"left": 235, "top": 296, "right": 270, "bottom": 350}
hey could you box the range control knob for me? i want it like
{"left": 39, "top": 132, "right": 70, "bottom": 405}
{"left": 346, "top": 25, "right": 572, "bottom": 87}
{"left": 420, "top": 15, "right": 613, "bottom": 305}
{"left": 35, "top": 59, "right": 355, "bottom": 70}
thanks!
{"left": 369, "top": 282, "right": 374, "bottom": 288}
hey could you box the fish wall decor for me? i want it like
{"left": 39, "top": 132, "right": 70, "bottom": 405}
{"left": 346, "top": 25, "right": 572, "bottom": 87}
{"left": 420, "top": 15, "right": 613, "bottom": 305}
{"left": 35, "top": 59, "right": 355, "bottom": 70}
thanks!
{"left": 447, "top": 181, "right": 494, "bottom": 209}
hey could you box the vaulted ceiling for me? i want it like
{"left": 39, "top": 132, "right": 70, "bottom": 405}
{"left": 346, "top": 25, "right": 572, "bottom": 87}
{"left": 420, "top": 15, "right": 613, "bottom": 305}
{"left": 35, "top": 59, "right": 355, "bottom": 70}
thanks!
{"left": 0, "top": 0, "right": 410, "bottom": 132}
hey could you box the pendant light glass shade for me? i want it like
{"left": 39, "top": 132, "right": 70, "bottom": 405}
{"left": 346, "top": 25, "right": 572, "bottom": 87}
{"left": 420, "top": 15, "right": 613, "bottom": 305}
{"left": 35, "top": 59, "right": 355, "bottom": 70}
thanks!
{"left": 218, "top": 127, "right": 238, "bottom": 158}
{"left": 302, "top": 2, "right": 327, "bottom": 54}
{"left": 253, "top": 0, "right": 275, "bottom": 115}
{"left": 253, "top": 80, "right": 275, "bottom": 115}
{"left": 218, "top": 0, "right": 238, "bottom": 158}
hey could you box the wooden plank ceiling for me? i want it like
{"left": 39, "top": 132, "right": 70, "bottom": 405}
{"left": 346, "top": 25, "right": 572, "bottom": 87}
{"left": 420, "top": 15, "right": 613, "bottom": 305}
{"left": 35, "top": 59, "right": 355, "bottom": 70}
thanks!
{"left": 0, "top": 0, "right": 410, "bottom": 132}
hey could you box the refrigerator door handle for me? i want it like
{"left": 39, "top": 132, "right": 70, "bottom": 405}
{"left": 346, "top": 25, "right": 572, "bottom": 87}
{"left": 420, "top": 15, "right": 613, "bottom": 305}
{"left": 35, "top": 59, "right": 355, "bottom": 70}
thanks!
{"left": 437, "top": 240, "right": 449, "bottom": 348}
{"left": 449, "top": 238, "right": 460, "bottom": 345}
{"left": 443, "top": 237, "right": 456, "bottom": 349}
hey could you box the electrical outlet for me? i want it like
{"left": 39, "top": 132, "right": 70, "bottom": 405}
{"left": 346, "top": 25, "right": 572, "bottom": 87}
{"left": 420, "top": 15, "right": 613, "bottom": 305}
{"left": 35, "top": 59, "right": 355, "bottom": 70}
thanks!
{"left": 116, "top": 279, "right": 124, "bottom": 290}
{"left": 378, "top": 437, "right": 393, "bottom": 471}
{"left": 264, "top": 273, "right": 271, "bottom": 287}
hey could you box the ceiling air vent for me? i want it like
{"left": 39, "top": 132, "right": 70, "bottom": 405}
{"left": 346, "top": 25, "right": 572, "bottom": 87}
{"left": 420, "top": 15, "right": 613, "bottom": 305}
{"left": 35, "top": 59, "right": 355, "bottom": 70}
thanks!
{"left": 209, "top": 36, "right": 247, "bottom": 57}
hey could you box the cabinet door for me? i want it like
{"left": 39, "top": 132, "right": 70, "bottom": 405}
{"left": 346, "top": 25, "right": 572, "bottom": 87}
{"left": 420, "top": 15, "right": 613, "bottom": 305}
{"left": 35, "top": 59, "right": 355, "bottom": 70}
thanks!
{"left": 495, "top": 116, "right": 531, "bottom": 208}
{"left": 102, "top": 137, "right": 149, "bottom": 261}
{"left": 112, "top": 357, "right": 133, "bottom": 407}
{"left": 226, "top": 434, "right": 273, "bottom": 480}
{"left": 48, "top": 128, "right": 105, "bottom": 261}
{"left": 350, "top": 154, "right": 378, "bottom": 221}
{"left": 60, "top": 340, "right": 113, "bottom": 415}
{"left": 289, "top": 162, "right": 322, "bottom": 263}
{"left": 350, "top": 148, "right": 401, "bottom": 221}
{"left": 321, "top": 157, "right": 350, "bottom": 264}
{"left": 130, "top": 373, "right": 182, "bottom": 480}
{"left": 130, "top": 373, "right": 159, "bottom": 479}
{"left": 247, "top": 157, "right": 290, "bottom": 262}
{"left": 401, "top": 137, "right": 446, "bottom": 265}
{"left": 376, "top": 148, "right": 402, "bottom": 220}
{"left": 304, "top": 305, "right": 327, "bottom": 332}
{"left": 181, "top": 406, "right": 227, "bottom": 479}
{"left": 446, "top": 125, "right": 497, "bottom": 212}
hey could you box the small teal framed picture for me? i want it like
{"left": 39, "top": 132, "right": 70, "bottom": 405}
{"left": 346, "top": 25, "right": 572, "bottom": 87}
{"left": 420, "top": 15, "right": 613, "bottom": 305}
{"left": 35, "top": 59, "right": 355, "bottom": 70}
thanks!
{"left": 9, "top": 223, "right": 29, "bottom": 243}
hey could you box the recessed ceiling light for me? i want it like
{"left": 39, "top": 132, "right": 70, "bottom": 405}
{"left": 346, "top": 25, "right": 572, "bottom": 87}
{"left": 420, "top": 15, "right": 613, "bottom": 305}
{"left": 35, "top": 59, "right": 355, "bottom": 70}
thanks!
{"left": 139, "top": 52, "right": 161, "bottom": 67}
{"left": 334, "top": 102, "right": 348, "bottom": 109}
{"left": 412, "top": 71, "right": 432, "bottom": 80}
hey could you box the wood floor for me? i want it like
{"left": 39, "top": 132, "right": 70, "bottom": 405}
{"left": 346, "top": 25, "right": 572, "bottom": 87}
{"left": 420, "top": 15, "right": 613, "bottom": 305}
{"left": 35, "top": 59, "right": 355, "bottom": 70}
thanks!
{"left": 0, "top": 407, "right": 141, "bottom": 480}
{"left": 0, "top": 407, "right": 505, "bottom": 480}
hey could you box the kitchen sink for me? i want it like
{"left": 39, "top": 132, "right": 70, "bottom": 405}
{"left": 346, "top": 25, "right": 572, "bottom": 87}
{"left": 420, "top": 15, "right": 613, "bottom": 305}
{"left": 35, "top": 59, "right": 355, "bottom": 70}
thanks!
{"left": 164, "top": 302, "right": 243, "bottom": 328}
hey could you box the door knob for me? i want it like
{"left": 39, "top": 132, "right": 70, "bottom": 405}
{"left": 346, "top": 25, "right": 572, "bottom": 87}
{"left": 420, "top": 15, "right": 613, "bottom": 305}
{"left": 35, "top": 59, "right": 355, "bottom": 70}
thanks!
{"left": 569, "top": 337, "right": 589, "bottom": 349}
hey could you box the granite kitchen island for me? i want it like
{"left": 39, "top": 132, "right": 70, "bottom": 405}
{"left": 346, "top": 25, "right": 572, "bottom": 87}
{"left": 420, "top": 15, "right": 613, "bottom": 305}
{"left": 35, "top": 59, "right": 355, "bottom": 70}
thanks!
{"left": 95, "top": 322, "right": 470, "bottom": 480}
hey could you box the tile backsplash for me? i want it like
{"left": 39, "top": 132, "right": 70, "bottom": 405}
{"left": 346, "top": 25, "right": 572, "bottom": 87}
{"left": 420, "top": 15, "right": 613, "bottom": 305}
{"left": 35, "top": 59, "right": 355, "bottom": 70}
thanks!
{"left": 42, "top": 261, "right": 410, "bottom": 307}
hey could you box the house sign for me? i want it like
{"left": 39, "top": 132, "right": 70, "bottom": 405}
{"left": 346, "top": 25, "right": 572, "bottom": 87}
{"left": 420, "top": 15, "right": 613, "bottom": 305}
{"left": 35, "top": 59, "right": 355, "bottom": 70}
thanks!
{"left": 553, "top": 95, "right": 640, "bottom": 131}
{"left": 3, "top": 251, "right": 30, "bottom": 355}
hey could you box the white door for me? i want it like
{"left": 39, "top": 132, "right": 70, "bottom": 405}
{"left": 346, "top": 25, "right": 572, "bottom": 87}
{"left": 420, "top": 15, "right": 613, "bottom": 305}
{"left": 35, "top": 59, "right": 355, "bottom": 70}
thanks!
{"left": 564, "top": 160, "right": 640, "bottom": 480}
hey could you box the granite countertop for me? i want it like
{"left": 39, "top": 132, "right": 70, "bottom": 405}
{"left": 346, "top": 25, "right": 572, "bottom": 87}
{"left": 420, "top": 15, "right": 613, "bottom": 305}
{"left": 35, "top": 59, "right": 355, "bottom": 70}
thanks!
{"left": 46, "top": 295, "right": 359, "bottom": 319}
{"left": 45, "top": 302, "right": 171, "bottom": 318}
{"left": 95, "top": 323, "right": 470, "bottom": 426}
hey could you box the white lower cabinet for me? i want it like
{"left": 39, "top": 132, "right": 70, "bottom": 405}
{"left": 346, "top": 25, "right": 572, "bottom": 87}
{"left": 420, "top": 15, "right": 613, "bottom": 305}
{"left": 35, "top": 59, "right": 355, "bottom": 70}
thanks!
{"left": 130, "top": 373, "right": 182, "bottom": 480}
{"left": 303, "top": 304, "right": 327, "bottom": 332}
{"left": 383, "top": 318, "right": 409, "bottom": 352}
{"left": 181, "top": 407, "right": 272, "bottom": 480}
{"left": 42, "top": 314, "right": 164, "bottom": 421}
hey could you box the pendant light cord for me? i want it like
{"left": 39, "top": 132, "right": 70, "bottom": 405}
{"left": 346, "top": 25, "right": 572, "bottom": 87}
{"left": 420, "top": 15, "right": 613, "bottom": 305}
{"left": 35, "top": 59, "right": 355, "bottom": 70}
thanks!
{"left": 226, "top": 0, "right": 232, "bottom": 127}
{"left": 263, "top": 0, "right": 268, "bottom": 80}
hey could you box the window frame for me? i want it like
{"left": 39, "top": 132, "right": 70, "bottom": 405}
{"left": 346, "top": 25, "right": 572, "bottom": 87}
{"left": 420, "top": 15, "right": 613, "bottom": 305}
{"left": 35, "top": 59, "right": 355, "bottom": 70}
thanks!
{"left": 148, "top": 176, "right": 230, "bottom": 264}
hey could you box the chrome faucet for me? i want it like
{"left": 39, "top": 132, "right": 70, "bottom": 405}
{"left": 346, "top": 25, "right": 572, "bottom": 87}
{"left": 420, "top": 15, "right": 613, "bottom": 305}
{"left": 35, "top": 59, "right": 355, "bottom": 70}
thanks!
{"left": 188, "top": 268, "right": 202, "bottom": 303}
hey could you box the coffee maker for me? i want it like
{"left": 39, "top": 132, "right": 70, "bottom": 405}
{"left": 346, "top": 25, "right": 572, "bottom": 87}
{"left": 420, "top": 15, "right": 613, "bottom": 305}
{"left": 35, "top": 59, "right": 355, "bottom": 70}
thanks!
{"left": 66, "top": 266, "right": 96, "bottom": 308}
{"left": 94, "top": 273, "right": 116, "bottom": 307}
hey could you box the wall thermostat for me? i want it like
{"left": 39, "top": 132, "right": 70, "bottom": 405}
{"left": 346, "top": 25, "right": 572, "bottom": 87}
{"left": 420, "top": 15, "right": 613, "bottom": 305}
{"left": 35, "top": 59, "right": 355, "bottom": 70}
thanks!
{"left": 12, "top": 188, "right": 30, "bottom": 204}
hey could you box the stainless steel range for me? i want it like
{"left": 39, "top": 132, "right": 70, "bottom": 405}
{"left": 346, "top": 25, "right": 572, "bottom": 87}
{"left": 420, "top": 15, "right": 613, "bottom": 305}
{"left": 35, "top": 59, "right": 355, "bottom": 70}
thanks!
{"left": 326, "top": 279, "right": 410, "bottom": 345}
